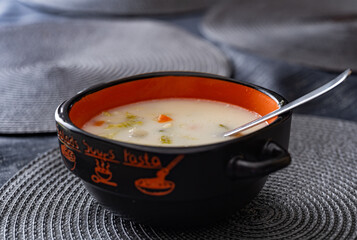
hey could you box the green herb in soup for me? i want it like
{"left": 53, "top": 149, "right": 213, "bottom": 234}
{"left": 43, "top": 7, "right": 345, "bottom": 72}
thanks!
{"left": 106, "top": 120, "right": 142, "bottom": 129}
{"left": 102, "top": 111, "right": 112, "bottom": 117}
{"left": 125, "top": 112, "right": 137, "bottom": 119}
{"left": 160, "top": 135, "right": 172, "bottom": 144}
{"left": 219, "top": 124, "right": 229, "bottom": 130}
{"left": 82, "top": 98, "right": 267, "bottom": 147}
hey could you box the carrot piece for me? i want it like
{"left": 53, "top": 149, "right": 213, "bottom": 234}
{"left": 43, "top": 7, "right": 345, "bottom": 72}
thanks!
{"left": 94, "top": 120, "right": 105, "bottom": 126}
{"left": 157, "top": 114, "right": 172, "bottom": 123}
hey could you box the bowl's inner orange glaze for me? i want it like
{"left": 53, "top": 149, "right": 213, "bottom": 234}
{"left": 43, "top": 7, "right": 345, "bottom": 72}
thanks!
{"left": 69, "top": 76, "right": 280, "bottom": 129}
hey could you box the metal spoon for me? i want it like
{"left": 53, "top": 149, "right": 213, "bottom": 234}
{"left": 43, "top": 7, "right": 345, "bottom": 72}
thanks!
{"left": 223, "top": 69, "right": 352, "bottom": 137}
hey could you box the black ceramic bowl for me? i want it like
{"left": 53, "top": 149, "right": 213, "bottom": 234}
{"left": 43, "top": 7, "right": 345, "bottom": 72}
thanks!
{"left": 55, "top": 72, "right": 292, "bottom": 226}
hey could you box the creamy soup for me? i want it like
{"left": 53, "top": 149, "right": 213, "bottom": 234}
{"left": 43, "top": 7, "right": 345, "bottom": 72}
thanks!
{"left": 82, "top": 98, "right": 267, "bottom": 147}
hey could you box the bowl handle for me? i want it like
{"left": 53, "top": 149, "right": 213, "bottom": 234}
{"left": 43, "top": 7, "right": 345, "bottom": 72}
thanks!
{"left": 226, "top": 140, "right": 291, "bottom": 179}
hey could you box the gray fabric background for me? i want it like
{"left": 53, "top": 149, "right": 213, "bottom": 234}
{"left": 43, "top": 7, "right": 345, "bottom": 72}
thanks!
{"left": 201, "top": 0, "right": 357, "bottom": 71}
{"left": 18, "top": 0, "right": 219, "bottom": 15}
{"left": 0, "top": 19, "right": 231, "bottom": 133}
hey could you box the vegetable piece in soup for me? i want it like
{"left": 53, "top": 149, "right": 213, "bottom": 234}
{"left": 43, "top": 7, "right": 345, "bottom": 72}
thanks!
{"left": 82, "top": 98, "right": 267, "bottom": 146}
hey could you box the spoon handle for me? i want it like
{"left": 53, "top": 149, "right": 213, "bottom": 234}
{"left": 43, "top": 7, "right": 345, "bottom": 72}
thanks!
{"left": 224, "top": 69, "right": 352, "bottom": 137}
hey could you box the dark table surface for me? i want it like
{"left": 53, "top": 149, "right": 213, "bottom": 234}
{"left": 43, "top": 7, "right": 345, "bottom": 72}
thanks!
{"left": 1, "top": 1, "right": 357, "bottom": 187}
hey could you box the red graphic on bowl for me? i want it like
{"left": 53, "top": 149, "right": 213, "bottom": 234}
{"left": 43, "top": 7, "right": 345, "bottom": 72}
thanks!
{"left": 57, "top": 127, "right": 80, "bottom": 151}
{"left": 60, "top": 144, "right": 76, "bottom": 170}
{"left": 135, "top": 155, "right": 184, "bottom": 196}
{"left": 91, "top": 159, "right": 118, "bottom": 187}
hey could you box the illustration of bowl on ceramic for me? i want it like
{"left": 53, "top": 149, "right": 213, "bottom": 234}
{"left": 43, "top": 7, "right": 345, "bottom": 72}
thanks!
{"left": 135, "top": 155, "right": 184, "bottom": 196}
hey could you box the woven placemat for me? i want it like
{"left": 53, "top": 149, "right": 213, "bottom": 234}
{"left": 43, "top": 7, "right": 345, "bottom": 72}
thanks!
{"left": 18, "top": 0, "right": 217, "bottom": 15}
{"left": 0, "top": 19, "right": 230, "bottom": 134}
{"left": 201, "top": 0, "right": 357, "bottom": 71}
{"left": 1, "top": 114, "right": 356, "bottom": 239}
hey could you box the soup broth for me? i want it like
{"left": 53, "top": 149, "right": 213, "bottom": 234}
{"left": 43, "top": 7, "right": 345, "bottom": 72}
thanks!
{"left": 82, "top": 98, "right": 267, "bottom": 147}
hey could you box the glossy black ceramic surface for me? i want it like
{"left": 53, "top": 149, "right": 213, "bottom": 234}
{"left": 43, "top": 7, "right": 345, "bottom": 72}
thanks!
{"left": 55, "top": 72, "right": 292, "bottom": 226}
